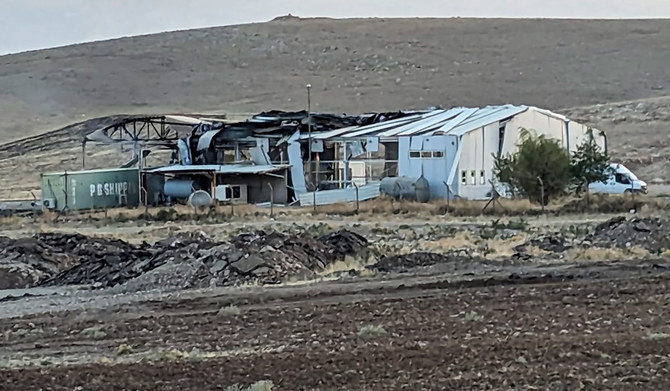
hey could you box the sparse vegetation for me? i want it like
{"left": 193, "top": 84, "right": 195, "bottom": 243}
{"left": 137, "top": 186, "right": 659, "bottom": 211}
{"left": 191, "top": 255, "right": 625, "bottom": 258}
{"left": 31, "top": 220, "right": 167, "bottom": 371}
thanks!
{"left": 357, "top": 324, "right": 388, "bottom": 340}
{"left": 463, "top": 311, "right": 484, "bottom": 322}
{"left": 116, "top": 344, "right": 134, "bottom": 355}
{"left": 225, "top": 380, "right": 274, "bottom": 391}
{"left": 217, "top": 305, "right": 242, "bottom": 318}
{"left": 644, "top": 332, "right": 669, "bottom": 341}
{"left": 80, "top": 325, "right": 107, "bottom": 339}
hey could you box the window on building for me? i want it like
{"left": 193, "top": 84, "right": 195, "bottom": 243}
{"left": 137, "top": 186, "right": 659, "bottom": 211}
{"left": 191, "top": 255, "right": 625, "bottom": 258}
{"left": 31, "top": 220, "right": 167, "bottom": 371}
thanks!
{"left": 461, "top": 170, "right": 467, "bottom": 185}
{"left": 480, "top": 170, "right": 486, "bottom": 185}
{"left": 421, "top": 151, "right": 432, "bottom": 158}
{"left": 433, "top": 151, "right": 444, "bottom": 158}
{"left": 498, "top": 123, "right": 506, "bottom": 157}
{"left": 470, "top": 170, "right": 476, "bottom": 185}
{"left": 409, "top": 151, "right": 421, "bottom": 158}
{"left": 225, "top": 186, "right": 242, "bottom": 199}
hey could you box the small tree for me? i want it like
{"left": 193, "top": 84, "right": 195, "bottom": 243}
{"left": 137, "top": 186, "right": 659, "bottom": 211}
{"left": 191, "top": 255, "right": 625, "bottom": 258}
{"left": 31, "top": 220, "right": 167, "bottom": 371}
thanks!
{"left": 570, "top": 129, "right": 610, "bottom": 195}
{"left": 493, "top": 129, "right": 571, "bottom": 205}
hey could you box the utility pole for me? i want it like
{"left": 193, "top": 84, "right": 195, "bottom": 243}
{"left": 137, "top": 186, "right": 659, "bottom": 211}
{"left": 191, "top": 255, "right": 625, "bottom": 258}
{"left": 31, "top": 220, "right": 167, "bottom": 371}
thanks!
{"left": 306, "top": 83, "right": 313, "bottom": 187}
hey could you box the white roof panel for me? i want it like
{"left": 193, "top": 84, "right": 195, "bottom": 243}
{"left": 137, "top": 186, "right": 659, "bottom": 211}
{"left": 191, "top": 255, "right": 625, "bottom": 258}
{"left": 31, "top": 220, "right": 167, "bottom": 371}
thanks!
{"left": 148, "top": 164, "right": 290, "bottom": 175}
{"left": 447, "top": 105, "right": 528, "bottom": 136}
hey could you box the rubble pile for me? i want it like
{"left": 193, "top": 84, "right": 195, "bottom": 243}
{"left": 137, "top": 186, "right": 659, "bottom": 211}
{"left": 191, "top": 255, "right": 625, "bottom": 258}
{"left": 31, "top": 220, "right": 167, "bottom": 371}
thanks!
{"left": 514, "top": 234, "right": 574, "bottom": 254}
{"left": 40, "top": 229, "right": 368, "bottom": 291}
{"left": 588, "top": 217, "right": 670, "bottom": 253}
{"left": 369, "top": 248, "right": 483, "bottom": 273}
{"left": 0, "top": 233, "right": 148, "bottom": 290}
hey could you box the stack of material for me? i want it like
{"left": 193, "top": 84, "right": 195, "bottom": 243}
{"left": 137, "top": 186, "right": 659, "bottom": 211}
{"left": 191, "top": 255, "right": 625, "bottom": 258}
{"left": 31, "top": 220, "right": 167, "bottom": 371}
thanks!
{"left": 32, "top": 229, "right": 369, "bottom": 292}
{"left": 589, "top": 217, "right": 670, "bottom": 253}
{"left": 0, "top": 233, "right": 149, "bottom": 289}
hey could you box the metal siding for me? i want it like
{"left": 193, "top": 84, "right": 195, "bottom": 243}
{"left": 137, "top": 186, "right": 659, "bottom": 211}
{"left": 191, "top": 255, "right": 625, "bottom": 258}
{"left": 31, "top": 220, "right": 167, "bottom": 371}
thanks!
{"left": 41, "top": 168, "right": 140, "bottom": 210}
{"left": 483, "top": 123, "right": 499, "bottom": 185}
{"left": 397, "top": 137, "right": 412, "bottom": 177}
{"left": 299, "top": 182, "right": 380, "bottom": 206}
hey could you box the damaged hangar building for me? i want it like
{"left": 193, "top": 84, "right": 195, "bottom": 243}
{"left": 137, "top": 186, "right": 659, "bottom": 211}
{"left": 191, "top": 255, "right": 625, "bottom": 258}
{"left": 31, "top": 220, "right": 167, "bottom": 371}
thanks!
{"left": 51, "top": 105, "right": 605, "bottom": 209}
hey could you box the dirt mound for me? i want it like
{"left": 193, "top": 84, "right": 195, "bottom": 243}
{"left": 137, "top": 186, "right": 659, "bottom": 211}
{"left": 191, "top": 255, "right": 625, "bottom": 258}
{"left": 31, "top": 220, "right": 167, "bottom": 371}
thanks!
{"left": 0, "top": 233, "right": 148, "bottom": 289}
{"left": 37, "top": 229, "right": 368, "bottom": 291}
{"left": 589, "top": 216, "right": 670, "bottom": 253}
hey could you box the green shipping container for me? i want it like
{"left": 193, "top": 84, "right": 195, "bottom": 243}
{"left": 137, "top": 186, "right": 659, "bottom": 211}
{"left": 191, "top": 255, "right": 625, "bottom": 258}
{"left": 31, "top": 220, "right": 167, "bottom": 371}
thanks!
{"left": 41, "top": 168, "right": 140, "bottom": 211}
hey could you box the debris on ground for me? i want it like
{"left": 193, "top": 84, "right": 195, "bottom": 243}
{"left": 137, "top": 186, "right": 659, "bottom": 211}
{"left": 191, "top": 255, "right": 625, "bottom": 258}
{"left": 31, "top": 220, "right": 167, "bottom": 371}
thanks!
{"left": 0, "top": 233, "right": 149, "bottom": 290}
{"left": 368, "top": 248, "right": 484, "bottom": 273}
{"left": 18, "top": 229, "right": 368, "bottom": 291}
{"left": 514, "top": 234, "right": 573, "bottom": 254}
{"left": 588, "top": 217, "right": 670, "bottom": 253}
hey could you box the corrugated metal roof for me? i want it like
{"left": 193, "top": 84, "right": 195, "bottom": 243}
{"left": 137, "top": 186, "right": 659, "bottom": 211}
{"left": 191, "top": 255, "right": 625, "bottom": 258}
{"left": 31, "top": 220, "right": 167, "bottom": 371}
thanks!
{"left": 292, "top": 105, "right": 534, "bottom": 141}
{"left": 147, "top": 164, "right": 290, "bottom": 175}
{"left": 446, "top": 105, "right": 528, "bottom": 136}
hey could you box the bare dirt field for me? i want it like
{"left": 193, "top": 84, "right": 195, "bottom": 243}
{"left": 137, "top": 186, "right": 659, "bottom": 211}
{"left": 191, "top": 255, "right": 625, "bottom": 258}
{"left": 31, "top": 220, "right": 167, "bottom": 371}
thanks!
{"left": 2, "top": 255, "right": 670, "bottom": 390}
{"left": 1, "top": 211, "right": 670, "bottom": 390}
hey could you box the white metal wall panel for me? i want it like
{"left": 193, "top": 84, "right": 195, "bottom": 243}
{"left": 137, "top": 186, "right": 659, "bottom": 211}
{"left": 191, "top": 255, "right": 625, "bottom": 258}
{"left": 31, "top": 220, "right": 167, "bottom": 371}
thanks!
{"left": 299, "top": 182, "right": 381, "bottom": 206}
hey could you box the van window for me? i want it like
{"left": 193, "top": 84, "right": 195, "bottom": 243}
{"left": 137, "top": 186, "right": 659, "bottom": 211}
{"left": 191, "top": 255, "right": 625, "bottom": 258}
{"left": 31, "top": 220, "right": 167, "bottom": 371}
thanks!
{"left": 615, "top": 173, "right": 631, "bottom": 185}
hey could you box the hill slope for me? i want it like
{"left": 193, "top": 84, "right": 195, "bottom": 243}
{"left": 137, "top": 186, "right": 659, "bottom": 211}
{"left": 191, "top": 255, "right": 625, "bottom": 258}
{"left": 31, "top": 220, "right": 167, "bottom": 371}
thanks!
{"left": 2, "top": 17, "right": 670, "bottom": 142}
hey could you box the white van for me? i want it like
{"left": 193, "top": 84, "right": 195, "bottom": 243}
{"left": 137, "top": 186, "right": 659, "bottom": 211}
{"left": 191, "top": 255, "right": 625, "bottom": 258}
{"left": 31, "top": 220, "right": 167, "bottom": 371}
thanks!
{"left": 589, "top": 163, "right": 647, "bottom": 194}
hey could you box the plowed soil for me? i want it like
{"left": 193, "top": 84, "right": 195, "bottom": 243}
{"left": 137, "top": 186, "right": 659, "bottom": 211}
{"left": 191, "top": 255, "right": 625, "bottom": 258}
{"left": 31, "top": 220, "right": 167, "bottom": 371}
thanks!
{"left": 2, "top": 259, "right": 670, "bottom": 390}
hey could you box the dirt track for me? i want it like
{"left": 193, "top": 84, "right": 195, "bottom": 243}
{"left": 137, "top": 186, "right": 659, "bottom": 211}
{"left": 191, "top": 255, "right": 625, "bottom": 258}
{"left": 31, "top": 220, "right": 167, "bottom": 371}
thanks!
{"left": 2, "top": 258, "right": 670, "bottom": 390}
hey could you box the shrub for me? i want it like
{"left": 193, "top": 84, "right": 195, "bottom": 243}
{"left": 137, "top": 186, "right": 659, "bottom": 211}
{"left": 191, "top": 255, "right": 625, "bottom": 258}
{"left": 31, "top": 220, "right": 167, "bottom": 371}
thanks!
{"left": 357, "top": 324, "right": 388, "bottom": 339}
{"left": 570, "top": 129, "right": 610, "bottom": 195}
{"left": 217, "top": 305, "right": 242, "bottom": 318}
{"left": 494, "top": 128, "right": 571, "bottom": 205}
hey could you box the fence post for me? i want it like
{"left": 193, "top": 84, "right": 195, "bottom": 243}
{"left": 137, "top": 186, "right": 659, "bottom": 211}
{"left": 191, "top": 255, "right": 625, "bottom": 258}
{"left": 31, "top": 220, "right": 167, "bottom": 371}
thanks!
{"left": 353, "top": 182, "right": 360, "bottom": 214}
{"left": 311, "top": 182, "right": 317, "bottom": 213}
{"left": 443, "top": 181, "right": 450, "bottom": 215}
{"left": 538, "top": 177, "right": 545, "bottom": 213}
{"left": 267, "top": 183, "right": 274, "bottom": 219}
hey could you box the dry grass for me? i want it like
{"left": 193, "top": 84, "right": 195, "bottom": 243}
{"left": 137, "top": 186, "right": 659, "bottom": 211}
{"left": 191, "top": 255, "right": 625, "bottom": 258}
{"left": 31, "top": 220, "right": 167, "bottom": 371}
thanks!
{"left": 319, "top": 255, "right": 372, "bottom": 276}
{"left": 563, "top": 246, "right": 649, "bottom": 262}
{"left": 311, "top": 197, "right": 541, "bottom": 218}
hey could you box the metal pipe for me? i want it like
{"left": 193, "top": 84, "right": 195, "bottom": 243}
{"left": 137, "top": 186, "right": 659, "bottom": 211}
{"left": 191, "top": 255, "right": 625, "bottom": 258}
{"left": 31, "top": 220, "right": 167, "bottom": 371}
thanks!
{"left": 599, "top": 129, "right": 608, "bottom": 154}
{"left": 564, "top": 119, "right": 571, "bottom": 152}
{"left": 267, "top": 182, "right": 274, "bottom": 219}
{"left": 81, "top": 141, "right": 86, "bottom": 169}
{"left": 342, "top": 141, "right": 349, "bottom": 188}
{"left": 306, "top": 84, "right": 312, "bottom": 186}
{"left": 353, "top": 182, "right": 359, "bottom": 214}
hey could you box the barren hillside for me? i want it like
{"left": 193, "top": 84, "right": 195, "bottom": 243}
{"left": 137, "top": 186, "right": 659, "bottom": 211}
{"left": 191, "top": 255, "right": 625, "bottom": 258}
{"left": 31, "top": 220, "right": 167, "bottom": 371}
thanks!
{"left": 2, "top": 17, "right": 670, "bottom": 141}
{"left": 0, "top": 17, "right": 669, "bottom": 197}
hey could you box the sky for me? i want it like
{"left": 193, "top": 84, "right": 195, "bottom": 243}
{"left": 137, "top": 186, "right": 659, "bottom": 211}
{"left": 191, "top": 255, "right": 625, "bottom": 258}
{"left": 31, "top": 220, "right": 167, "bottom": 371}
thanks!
{"left": 1, "top": 0, "right": 670, "bottom": 55}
